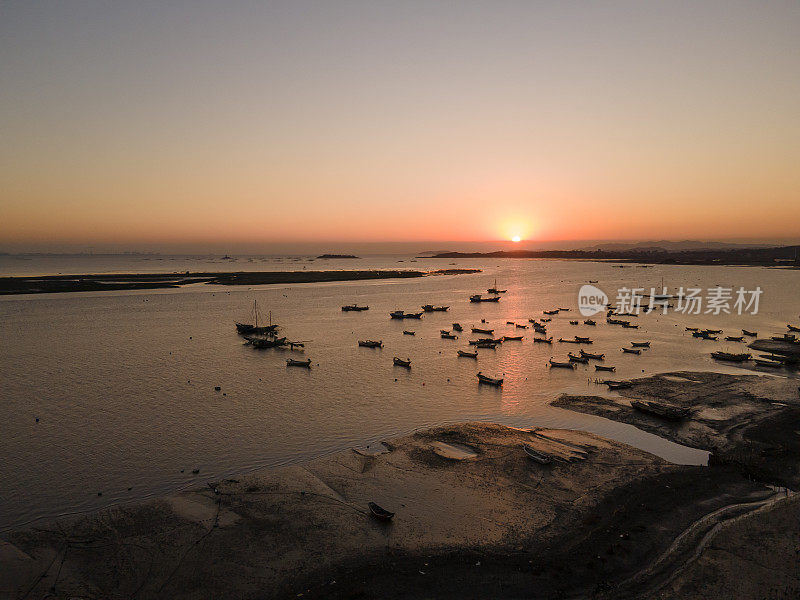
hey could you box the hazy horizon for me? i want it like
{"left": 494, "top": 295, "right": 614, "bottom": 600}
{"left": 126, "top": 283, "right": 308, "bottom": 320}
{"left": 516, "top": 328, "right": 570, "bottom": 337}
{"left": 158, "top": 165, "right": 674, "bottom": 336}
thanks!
{"left": 2, "top": 1, "right": 799, "bottom": 248}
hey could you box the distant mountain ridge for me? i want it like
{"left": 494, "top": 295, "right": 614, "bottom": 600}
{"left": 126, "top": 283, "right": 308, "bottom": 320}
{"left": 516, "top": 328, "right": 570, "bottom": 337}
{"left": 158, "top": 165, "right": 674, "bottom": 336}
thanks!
{"left": 574, "top": 240, "right": 774, "bottom": 252}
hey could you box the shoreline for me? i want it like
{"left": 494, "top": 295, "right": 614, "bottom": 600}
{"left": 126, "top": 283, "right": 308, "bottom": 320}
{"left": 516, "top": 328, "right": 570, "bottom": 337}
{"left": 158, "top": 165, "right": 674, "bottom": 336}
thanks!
{"left": 0, "top": 268, "right": 481, "bottom": 296}
{"left": 2, "top": 371, "right": 798, "bottom": 598}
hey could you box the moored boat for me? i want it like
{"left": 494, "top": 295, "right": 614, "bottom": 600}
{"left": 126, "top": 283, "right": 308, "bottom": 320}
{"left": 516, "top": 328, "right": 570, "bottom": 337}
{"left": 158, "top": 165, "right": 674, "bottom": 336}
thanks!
{"left": 402, "top": 330, "right": 415, "bottom": 336}
{"left": 533, "top": 337, "right": 553, "bottom": 344}
{"left": 452, "top": 323, "right": 463, "bottom": 332}
{"left": 502, "top": 335, "right": 523, "bottom": 341}
{"left": 595, "top": 364, "right": 616, "bottom": 372}
{"left": 742, "top": 329, "right": 757, "bottom": 336}
{"left": 621, "top": 347, "right": 641, "bottom": 354}
{"left": 548, "top": 359, "right": 575, "bottom": 369}
{"left": 568, "top": 353, "right": 588, "bottom": 363}
{"left": 472, "top": 327, "right": 494, "bottom": 334}
{"left": 470, "top": 294, "right": 500, "bottom": 303}
{"left": 441, "top": 332, "right": 458, "bottom": 339}
{"left": 711, "top": 351, "right": 751, "bottom": 362}
{"left": 631, "top": 341, "right": 650, "bottom": 348}
{"left": 358, "top": 340, "right": 383, "bottom": 348}
{"left": 579, "top": 350, "right": 604, "bottom": 360}
{"left": 725, "top": 335, "right": 744, "bottom": 342}
{"left": 487, "top": 279, "right": 507, "bottom": 294}
{"left": 584, "top": 319, "right": 596, "bottom": 326}
{"left": 457, "top": 350, "right": 478, "bottom": 358}
{"left": 393, "top": 357, "right": 411, "bottom": 368}
{"left": 286, "top": 358, "right": 311, "bottom": 367}
{"left": 477, "top": 372, "right": 503, "bottom": 386}
{"left": 341, "top": 304, "right": 369, "bottom": 311}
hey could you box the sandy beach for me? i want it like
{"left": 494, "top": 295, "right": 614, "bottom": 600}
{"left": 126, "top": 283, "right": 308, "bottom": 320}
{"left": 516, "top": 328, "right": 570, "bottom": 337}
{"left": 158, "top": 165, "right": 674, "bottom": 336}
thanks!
{"left": 2, "top": 372, "right": 798, "bottom": 599}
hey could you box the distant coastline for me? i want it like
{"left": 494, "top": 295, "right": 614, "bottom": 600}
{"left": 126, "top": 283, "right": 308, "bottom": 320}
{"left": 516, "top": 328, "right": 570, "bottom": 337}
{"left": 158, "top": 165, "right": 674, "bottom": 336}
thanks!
{"left": 316, "top": 254, "right": 360, "bottom": 259}
{"left": 0, "top": 268, "right": 481, "bottom": 295}
{"left": 421, "top": 245, "right": 800, "bottom": 267}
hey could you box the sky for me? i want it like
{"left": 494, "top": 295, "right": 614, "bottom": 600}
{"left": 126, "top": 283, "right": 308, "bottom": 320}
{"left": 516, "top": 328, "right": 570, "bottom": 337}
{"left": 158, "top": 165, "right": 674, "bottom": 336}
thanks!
{"left": 1, "top": 0, "right": 799, "bottom": 252}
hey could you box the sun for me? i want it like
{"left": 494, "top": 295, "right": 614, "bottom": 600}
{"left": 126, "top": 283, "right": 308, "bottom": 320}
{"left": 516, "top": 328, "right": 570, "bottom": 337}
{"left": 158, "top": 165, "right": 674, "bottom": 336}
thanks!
{"left": 511, "top": 236, "right": 521, "bottom": 243}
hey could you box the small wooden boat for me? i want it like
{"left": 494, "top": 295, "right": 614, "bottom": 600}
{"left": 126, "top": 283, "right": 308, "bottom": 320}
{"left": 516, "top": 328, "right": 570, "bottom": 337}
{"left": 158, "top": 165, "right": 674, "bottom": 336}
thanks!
{"left": 549, "top": 359, "right": 575, "bottom": 369}
{"left": 724, "top": 336, "right": 744, "bottom": 342}
{"left": 755, "top": 358, "right": 783, "bottom": 368}
{"left": 711, "top": 351, "right": 750, "bottom": 362}
{"left": 631, "top": 341, "right": 650, "bottom": 348}
{"left": 574, "top": 336, "right": 592, "bottom": 343}
{"left": 703, "top": 329, "right": 722, "bottom": 334}
{"left": 622, "top": 347, "right": 641, "bottom": 354}
{"left": 249, "top": 336, "right": 288, "bottom": 349}
{"left": 468, "top": 338, "right": 495, "bottom": 345}
{"left": 742, "top": 329, "right": 757, "bottom": 337}
{"left": 441, "top": 332, "right": 458, "bottom": 339}
{"left": 580, "top": 350, "right": 604, "bottom": 360}
{"left": 523, "top": 444, "right": 553, "bottom": 464}
{"left": 543, "top": 309, "right": 559, "bottom": 315}
{"left": 568, "top": 353, "right": 589, "bottom": 363}
{"left": 788, "top": 324, "right": 800, "bottom": 332}
{"left": 286, "top": 358, "right": 311, "bottom": 367}
{"left": 621, "top": 323, "right": 639, "bottom": 329}
{"left": 470, "top": 294, "right": 500, "bottom": 303}
{"left": 477, "top": 372, "right": 503, "bottom": 386}
{"left": 474, "top": 341, "right": 498, "bottom": 349}
{"left": 472, "top": 327, "right": 494, "bottom": 334}
{"left": 569, "top": 320, "right": 578, "bottom": 325}
{"left": 515, "top": 323, "right": 528, "bottom": 329}
{"left": 452, "top": 323, "right": 463, "bottom": 332}
{"left": 403, "top": 330, "right": 415, "bottom": 335}
{"left": 533, "top": 337, "right": 553, "bottom": 344}
{"left": 422, "top": 304, "right": 449, "bottom": 312}
{"left": 358, "top": 340, "right": 383, "bottom": 348}
{"left": 558, "top": 308, "right": 570, "bottom": 312}
{"left": 393, "top": 357, "right": 411, "bottom": 368}
{"left": 404, "top": 312, "right": 423, "bottom": 319}
{"left": 607, "top": 318, "right": 629, "bottom": 325}
{"left": 584, "top": 319, "right": 596, "bottom": 326}
{"left": 506, "top": 321, "right": 515, "bottom": 325}
{"left": 457, "top": 350, "right": 478, "bottom": 358}
{"left": 540, "top": 317, "right": 552, "bottom": 322}
{"left": 595, "top": 365, "right": 616, "bottom": 372}
{"left": 389, "top": 310, "right": 405, "bottom": 319}
{"left": 502, "top": 335, "right": 523, "bottom": 341}
{"left": 368, "top": 501, "right": 395, "bottom": 521}
{"left": 685, "top": 327, "right": 699, "bottom": 331}
{"left": 605, "top": 380, "right": 632, "bottom": 390}
{"left": 631, "top": 400, "right": 689, "bottom": 420}
{"left": 341, "top": 304, "right": 369, "bottom": 311}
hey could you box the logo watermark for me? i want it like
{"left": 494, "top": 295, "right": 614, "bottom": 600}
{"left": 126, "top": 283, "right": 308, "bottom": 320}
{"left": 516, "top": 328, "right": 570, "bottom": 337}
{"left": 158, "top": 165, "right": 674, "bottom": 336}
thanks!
{"left": 577, "top": 285, "right": 762, "bottom": 316}
{"left": 578, "top": 284, "right": 608, "bottom": 316}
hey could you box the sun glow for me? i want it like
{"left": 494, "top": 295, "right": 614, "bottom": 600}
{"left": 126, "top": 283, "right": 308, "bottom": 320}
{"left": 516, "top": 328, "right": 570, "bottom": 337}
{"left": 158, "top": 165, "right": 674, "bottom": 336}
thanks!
{"left": 511, "top": 236, "right": 521, "bottom": 243}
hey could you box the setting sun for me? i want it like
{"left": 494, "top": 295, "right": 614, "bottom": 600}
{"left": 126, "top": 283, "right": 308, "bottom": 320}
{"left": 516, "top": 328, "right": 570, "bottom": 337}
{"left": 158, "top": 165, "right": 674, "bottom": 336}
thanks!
{"left": 511, "top": 236, "right": 521, "bottom": 243}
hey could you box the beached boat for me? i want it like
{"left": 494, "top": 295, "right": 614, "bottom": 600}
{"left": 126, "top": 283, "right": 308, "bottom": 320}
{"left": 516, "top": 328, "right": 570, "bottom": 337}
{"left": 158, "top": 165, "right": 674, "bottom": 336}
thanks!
{"left": 470, "top": 294, "right": 500, "bottom": 303}
{"left": 549, "top": 359, "right": 575, "bottom": 369}
{"left": 477, "top": 372, "right": 503, "bottom": 386}
{"left": 452, "top": 323, "right": 463, "bottom": 332}
{"left": 584, "top": 319, "right": 596, "bottom": 326}
{"left": 533, "top": 337, "right": 553, "bottom": 344}
{"left": 286, "top": 358, "right": 311, "bottom": 367}
{"left": 631, "top": 341, "right": 650, "bottom": 348}
{"left": 711, "top": 351, "right": 751, "bottom": 362}
{"left": 604, "top": 380, "right": 632, "bottom": 390}
{"left": 358, "top": 340, "right": 383, "bottom": 348}
{"left": 472, "top": 327, "right": 494, "bottom": 334}
{"left": 595, "top": 365, "right": 616, "bottom": 372}
{"left": 441, "top": 332, "right": 458, "bottom": 339}
{"left": 393, "top": 357, "right": 411, "bottom": 368}
{"left": 502, "top": 335, "right": 523, "bottom": 341}
{"left": 523, "top": 444, "right": 553, "bottom": 464}
{"left": 754, "top": 358, "right": 783, "bottom": 368}
{"left": 742, "top": 329, "right": 757, "bottom": 336}
{"left": 724, "top": 336, "right": 744, "bottom": 342}
{"left": 457, "top": 350, "right": 478, "bottom": 358}
{"left": 422, "top": 304, "right": 449, "bottom": 312}
{"left": 579, "top": 350, "right": 604, "bottom": 360}
{"left": 402, "top": 330, "right": 415, "bottom": 336}
{"left": 368, "top": 502, "right": 395, "bottom": 521}
{"left": 621, "top": 347, "right": 641, "bottom": 355}
{"left": 341, "top": 304, "right": 369, "bottom": 311}
{"left": 568, "top": 353, "right": 588, "bottom": 363}
{"left": 631, "top": 399, "right": 690, "bottom": 420}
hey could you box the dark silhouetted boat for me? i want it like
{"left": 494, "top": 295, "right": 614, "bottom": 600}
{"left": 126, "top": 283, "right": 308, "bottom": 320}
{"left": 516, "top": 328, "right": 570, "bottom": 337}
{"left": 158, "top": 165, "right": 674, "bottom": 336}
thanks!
{"left": 235, "top": 301, "right": 279, "bottom": 335}
{"left": 487, "top": 279, "right": 507, "bottom": 294}
{"left": 580, "top": 350, "right": 604, "bottom": 360}
{"left": 711, "top": 351, "right": 751, "bottom": 362}
{"left": 248, "top": 336, "right": 287, "bottom": 349}
{"left": 358, "top": 340, "right": 383, "bottom": 348}
{"left": 472, "top": 327, "right": 494, "bottom": 334}
{"left": 543, "top": 309, "right": 559, "bottom": 315}
{"left": 725, "top": 335, "right": 744, "bottom": 342}
{"left": 393, "top": 357, "right": 411, "bottom": 368}
{"left": 368, "top": 502, "right": 395, "bottom": 521}
{"left": 548, "top": 359, "right": 574, "bottom": 369}
{"left": 422, "top": 304, "right": 449, "bottom": 312}
{"left": 584, "top": 319, "right": 596, "bottom": 326}
{"left": 595, "top": 365, "right": 616, "bottom": 372}
{"left": 441, "top": 332, "right": 458, "bottom": 339}
{"left": 604, "top": 380, "right": 632, "bottom": 390}
{"left": 402, "top": 330, "right": 415, "bottom": 336}
{"left": 631, "top": 400, "right": 689, "bottom": 420}
{"left": 621, "top": 347, "right": 641, "bottom": 355}
{"left": 742, "top": 329, "right": 757, "bottom": 336}
{"left": 788, "top": 324, "right": 800, "bottom": 332}
{"left": 286, "top": 358, "right": 311, "bottom": 367}
{"left": 341, "top": 304, "right": 369, "bottom": 311}
{"left": 477, "top": 372, "right": 503, "bottom": 386}
{"left": 502, "top": 335, "right": 523, "bottom": 341}
{"left": 452, "top": 323, "right": 463, "bottom": 332}
{"left": 470, "top": 294, "right": 500, "bottom": 303}
{"left": 631, "top": 341, "right": 650, "bottom": 347}
{"left": 533, "top": 337, "right": 553, "bottom": 344}
{"left": 568, "top": 353, "right": 588, "bottom": 363}
{"left": 457, "top": 350, "right": 478, "bottom": 358}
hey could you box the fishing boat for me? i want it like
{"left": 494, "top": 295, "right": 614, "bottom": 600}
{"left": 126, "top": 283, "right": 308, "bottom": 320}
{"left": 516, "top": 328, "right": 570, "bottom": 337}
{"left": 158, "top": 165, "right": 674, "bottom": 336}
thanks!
{"left": 249, "top": 336, "right": 287, "bottom": 349}
{"left": 711, "top": 351, "right": 751, "bottom": 362}
{"left": 685, "top": 327, "right": 699, "bottom": 332}
{"left": 502, "top": 335, "right": 523, "bottom": 341}
{"left": 452, "top": 323, "right": 463, "bottom": 332}
{"left": 404, "top": 312, "right": 423, "bottom": 319}
{"left": 472, "top": 327, "right": 494, "bottom": 334}
{"left": 515, "top": 323, "right": 528, "bottom": 329}
{"left": 621, "top": 347, "right": 641, "bottom": 355}
{"left": 487, "top": 279, "right": 507, "bottom": 294}
{"left": 725, "top": 336, "right": 744, "bottom": 342}
{"left": 523, "top": 444, "right": 553, "bottom": 464}
{"left": 584, "top": 319, "right": 596, "bottom": 326}
{"left": 402, "top": 330, "right": 415, "bottom": 336}
{"left": 742, "top": 329, "right": 757, "bottom": 337}
{"left": 393, "top": 357, "right": 411, "bottom": 368}
{"left": 543, "top": 309, "right": 559, "bottom": 315}
{"left": 568, "top": 353, "right": 588, "bottom": 363}
{"left": 474, "top": 341, "right": 498, "bottom": 349}
{"left": 575, "top": 336, "right": 592, "bottom": 343}
{"left": 368, "top": 502, "right": 395, "bottom": 521}
{"left": 540, "top": 317, "right": 552, "bottom": 322}
{"left": 341, "top": 304, "right": 369, "bottom": 311}
{"left": 235, "top": 301, "right": 279, "bottom": 335}
{"left": 788, "top": 324, "right": 800, "bottom": 332}
{"left": 703, "top": 329, "right": 722, "bottom": 334}
{"left": 528, "top": 318, "right": 538, "bottom": 323}
{"left": 631, "top": 341, "right": 650, "bottom": 348}
{"left": 558, "top": 308, "right": 570, "bottom": 312}
{"left": 595, "top": 365, "right": 616, "bottom": 372}
{"left": 441, "top": 332, "right": 458, "bottom": 339}
{"left": 604, "top": 380, "right": 632, "bottom": 390}
{"left": 569, "top": 320, "right": 578, "bottom": 325}
{"left": 470, "top": 294, "right": 500, "bottom": 303}
{"left": 755, "top": 358, "right": 783, "bottom": 368}
{"left": 506, "top": 321, "right": 515, "bottom": 325}
{"left": 358, "top": 340, "right": 383, "bottom": 348}
{"left": 580, "top": 350, "right": 605, "bottom": 360}
{"left": 631, "top": 400, "right": 690, "bottom": 420}
{"left": 422, "top": 304, "right": 449, "bottom": 312}
{"left": 286, "top": 358, "right": 311, "bottom": 367}
{"left": 549, "top": 359, "right": 575, "bottom": 369}
{"left": 607, "top": 318, "right": 629, "bottom": 325}
{"left": 389, "top": 310, "right": 405, "bottom": 319}
{"left": 477, "top": 372, "right": 503, "bottom": 386}
{"left": 457, "top": 350, "right": 478, "bottom": 358}
{"left": 533, "top": 337, "right": 553, "bottom": 344}
{"left": 621, "top": 323, "right": 639, "bottom": 329}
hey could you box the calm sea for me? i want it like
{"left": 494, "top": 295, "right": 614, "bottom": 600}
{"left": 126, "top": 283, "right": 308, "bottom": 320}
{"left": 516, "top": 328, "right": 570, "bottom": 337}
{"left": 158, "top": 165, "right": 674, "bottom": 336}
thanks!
{"left": 1, "top": 254, "right": 798, "bottom": 530}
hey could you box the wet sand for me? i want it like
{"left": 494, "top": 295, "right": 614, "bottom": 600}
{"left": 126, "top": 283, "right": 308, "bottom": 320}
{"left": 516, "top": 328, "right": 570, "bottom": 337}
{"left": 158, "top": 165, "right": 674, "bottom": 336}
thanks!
{"left": 0, "top": 269, "right": 481, "bottom": 295}
{"left": 1, "top": 415, "right": 792, "bottom": 599}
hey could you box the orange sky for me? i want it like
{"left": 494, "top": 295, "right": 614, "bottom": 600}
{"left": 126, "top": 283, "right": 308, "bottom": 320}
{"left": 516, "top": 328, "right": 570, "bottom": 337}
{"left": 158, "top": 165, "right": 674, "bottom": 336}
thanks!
{"left": 2, "top": 2, "right": 799, "bottom": 252}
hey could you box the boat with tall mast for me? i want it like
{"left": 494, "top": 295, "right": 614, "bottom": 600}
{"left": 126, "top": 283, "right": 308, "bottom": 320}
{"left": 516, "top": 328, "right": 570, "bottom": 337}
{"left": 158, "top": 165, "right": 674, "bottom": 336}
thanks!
{"left": 235, "top": 300, "right": 279, "bottom": 335}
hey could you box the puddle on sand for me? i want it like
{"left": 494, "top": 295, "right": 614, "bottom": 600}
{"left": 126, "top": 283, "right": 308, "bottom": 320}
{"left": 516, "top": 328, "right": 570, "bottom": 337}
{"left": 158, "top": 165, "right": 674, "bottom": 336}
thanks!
{"left": 431, "top": 441, "right": 478, "bottom": 460}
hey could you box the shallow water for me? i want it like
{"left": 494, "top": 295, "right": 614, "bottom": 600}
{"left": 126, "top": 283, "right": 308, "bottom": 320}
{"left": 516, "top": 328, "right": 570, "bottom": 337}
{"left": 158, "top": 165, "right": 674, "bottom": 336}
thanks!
{"left": 1, "top": 256, "right": 798, "bottom": 530}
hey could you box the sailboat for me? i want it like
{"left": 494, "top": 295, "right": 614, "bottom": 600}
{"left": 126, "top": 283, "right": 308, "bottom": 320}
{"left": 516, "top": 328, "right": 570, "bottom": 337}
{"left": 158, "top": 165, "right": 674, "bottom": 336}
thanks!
{"left": 487, "top": 279, "right": 507, "bottom": 294}
{"left": 235, "top": 300, "right": 279, "bottom": 335}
